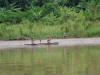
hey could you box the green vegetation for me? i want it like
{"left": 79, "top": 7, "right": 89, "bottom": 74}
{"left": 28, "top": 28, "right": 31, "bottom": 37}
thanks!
{"left": 0, "top": 0, "right": 100, "bottom": 40}
{"left": 0, "top": 46, "right": 100, "bottom": 75}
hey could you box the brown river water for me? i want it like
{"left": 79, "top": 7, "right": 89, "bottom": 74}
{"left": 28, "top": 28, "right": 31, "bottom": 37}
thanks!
{"left": 0, "top": 46, "right": 100, "bottom": 75}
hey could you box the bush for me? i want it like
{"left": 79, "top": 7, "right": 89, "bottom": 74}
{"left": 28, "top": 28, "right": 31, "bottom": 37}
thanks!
{"left": 0, "top": 8, "right": 23, "bottom": 24}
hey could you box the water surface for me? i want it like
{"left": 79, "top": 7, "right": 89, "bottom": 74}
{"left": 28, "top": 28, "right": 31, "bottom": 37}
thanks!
{"left": 0, "top": 46, "right": 100, "bottom": 75}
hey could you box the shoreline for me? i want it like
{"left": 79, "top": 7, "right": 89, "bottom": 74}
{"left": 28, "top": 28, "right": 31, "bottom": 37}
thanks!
{"left": 0, "top": 37, "right": 100, "bottom": 49}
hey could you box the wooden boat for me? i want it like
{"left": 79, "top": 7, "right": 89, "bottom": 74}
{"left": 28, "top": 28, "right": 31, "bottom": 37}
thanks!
{"left": 24, "top": 44, "right": 38, "bottom": 45}
{"left": 24, "top": 42, "right": 59, "bottom": 45}
{"left": 38, "top": 42, "right": 59, "bottom": 45}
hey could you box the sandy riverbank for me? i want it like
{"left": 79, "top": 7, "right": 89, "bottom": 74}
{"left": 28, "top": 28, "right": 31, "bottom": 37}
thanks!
{"left": 0, "top": 38, "right": 100, "bottom": 49}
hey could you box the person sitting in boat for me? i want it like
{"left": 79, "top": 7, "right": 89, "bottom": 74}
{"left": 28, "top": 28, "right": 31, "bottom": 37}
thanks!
{"left": 39, "top": 39, "right": 41, "bottom": 44}
{"left": 31, "top": 38, "right": 34, "bottom": 44}
{"left": 47, "top": 37, "right": 51, "bottom": 44}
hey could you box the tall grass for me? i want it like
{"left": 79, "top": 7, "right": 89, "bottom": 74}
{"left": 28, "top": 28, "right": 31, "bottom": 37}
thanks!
{"left": 0, "top": 1, "right": 100, "bottom": 40}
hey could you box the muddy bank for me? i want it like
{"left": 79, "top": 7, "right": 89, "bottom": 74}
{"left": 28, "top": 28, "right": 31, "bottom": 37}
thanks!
{"left": 0, "top": 38, "right": 100, "bottom": 49}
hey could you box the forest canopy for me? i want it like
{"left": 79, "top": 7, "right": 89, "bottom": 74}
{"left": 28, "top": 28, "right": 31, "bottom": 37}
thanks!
{"left": 0, "top": 0, "right": 99, "bottom": 8}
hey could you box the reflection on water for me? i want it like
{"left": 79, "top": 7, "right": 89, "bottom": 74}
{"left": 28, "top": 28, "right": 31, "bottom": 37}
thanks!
{"left": 0, "top": 46, "right": 100, "bottom": 75}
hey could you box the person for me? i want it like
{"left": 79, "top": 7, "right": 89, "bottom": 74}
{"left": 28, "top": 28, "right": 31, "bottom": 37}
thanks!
{"left": 31, "top": 38, "right": 34, "bottom": 44}
{"left": 47, "top": 37, "right": 51, "bottom": 44}
{"left": 47, "top": 39, "right": 50, "bottom": 44}
{"left": 40, "top": 39, "right": 41, "bottom": 44}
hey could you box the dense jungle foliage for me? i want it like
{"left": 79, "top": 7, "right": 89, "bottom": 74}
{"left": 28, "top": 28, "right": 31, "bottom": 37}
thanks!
{"left": 0, "top": 0, "right": 100, "bottom": 39}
